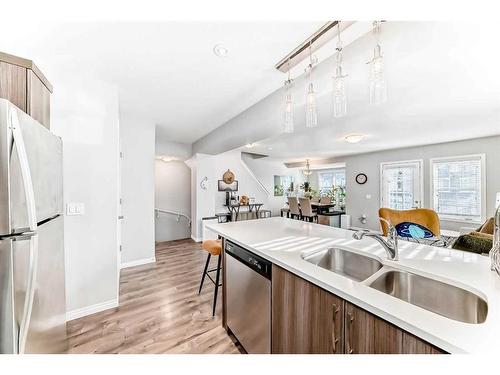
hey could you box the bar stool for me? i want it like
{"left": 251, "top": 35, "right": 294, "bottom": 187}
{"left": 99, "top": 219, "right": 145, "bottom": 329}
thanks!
{"left": 198, "top": 239, "right": 223, "bottom": 317}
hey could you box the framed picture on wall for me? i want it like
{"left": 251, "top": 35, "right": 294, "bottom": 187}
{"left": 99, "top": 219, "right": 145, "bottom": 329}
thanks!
{"left": 218, "top": 180, "right": 238, "bottom": 192}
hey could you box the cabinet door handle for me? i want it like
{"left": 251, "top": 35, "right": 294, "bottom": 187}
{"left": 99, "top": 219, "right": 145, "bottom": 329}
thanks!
{"left": 332, "top": 303, "right": 340, "bottom": 353}
{"left": 346, "top": 311, "right": 354, "bottom": 354}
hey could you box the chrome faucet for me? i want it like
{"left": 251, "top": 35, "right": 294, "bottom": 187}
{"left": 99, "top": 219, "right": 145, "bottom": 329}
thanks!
{"left": 491, "top": 205, "right": 500, "bottom": 275}
{"left": 352, "top": 217, "right": 399, "bottom": 261}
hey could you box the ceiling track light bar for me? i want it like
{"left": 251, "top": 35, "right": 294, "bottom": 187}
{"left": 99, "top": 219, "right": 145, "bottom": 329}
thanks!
{"left": 275, "top": 21, "right": 354, "bottom": 73}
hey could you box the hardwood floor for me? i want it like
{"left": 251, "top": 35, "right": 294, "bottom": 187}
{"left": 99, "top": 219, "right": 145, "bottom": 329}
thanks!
{"left": 67, "top": 239, "right": 240, "bottom": 354}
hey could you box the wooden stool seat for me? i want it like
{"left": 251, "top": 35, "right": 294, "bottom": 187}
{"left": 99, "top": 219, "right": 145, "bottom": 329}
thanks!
{"left": 202, "top": 239, "right": 222, "bottom": 256}
{"left": 199, "top": 239, "right": 223, "bottom": 317}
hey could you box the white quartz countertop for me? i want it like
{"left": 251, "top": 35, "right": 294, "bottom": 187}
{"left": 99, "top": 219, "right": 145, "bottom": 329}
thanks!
{"left": 206, "top": 217, "right": 500, "bottom": 354}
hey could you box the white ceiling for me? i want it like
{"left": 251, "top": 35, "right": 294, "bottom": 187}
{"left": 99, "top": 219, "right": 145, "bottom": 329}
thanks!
{"left": 1, "top": 20, "right": 499, "bottom": 159}
{"left": 242, "top": 21, "right": 500, "bottom": 163}
{"left": 0, "top": 21, "right": 324, "bottom": 143}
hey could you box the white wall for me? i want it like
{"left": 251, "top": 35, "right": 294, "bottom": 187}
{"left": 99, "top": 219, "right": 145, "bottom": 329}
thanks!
{"left": 190, "top": 151, "right": 303, "bottom": 240}
{"left": 120, "top": 115, "right": 155, "bottom": 267}
{"left": 154, "top": 138, "right": 192, "bottom": 242}
{"left": 50, "top": 74, "right": 120, "bottom": 318}
{"left": 241, "top": 153, "right": 303, "bottom": 215}
{"left": 341, "top": 136, "right": 500, "bottom": 232}
{"left": 155, "top": 159, "right": 191, "bottom": 242}
{"left": 155, "top": 137, "right": 192, "bottom": 160}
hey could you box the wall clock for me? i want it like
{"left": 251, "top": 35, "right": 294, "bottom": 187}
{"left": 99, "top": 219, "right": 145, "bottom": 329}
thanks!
{"left": 355, "top": 173, "right": 368, "bottom": 185}
{"left": 222, "top": 169, "right": 235, "bottom": 184}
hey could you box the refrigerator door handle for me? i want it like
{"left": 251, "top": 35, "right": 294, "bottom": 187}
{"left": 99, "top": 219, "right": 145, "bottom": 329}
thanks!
{"left": 9, "top": 108, "right": 37, "bottom": 232}
{"left": 9, "top": 108, "right": 39, "bottom": 354}
{"left": 14, "top": 232, "right": 38, "bottom": 354}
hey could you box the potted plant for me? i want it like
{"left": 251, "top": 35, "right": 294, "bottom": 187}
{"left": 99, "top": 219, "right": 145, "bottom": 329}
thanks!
{"left": 274, "top": 184, "right": 284, "bottom": 196}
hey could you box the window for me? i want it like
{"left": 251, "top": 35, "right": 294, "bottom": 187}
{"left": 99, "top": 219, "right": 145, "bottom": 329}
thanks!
{"left": 273, "top": 175, "right": 294, "bottom": 197}
{"left": 318, "top": 169, "right": 345, "bottom": 195}
{"left": 430, "top": 154, "right": 485, "bottom": 223}
{"left": 380, "top": 160, "right": 423, "bottom": 210}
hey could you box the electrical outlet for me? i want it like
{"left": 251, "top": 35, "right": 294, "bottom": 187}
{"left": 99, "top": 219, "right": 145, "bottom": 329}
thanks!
{"left": 66, "top": 203, "right": 85, "bottom": 216}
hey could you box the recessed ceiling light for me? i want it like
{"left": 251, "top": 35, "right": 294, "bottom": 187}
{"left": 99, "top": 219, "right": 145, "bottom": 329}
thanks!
{"left": 245, "top": 143, "right": 256, "bottom": 148}
{"left": 213, "top": 44, "right": 229, "bottom": 57}
{"left": 344, "top": 134, "right": 365, "bottom": 144}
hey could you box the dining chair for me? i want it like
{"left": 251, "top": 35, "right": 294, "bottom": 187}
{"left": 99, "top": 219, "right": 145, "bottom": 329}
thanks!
{"left": 298, "top": 197, "right": 317, "bottom": 223}
{"left": 287, "top": 196, "right": 301, "bottom": 220}
{"left": 319, "top": 196, "right": 332, "bottom": 204}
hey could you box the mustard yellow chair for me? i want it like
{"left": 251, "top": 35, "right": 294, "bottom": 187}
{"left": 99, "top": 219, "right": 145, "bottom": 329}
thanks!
{"left": 378, "top": 208, "right": 441, "bottom": 238}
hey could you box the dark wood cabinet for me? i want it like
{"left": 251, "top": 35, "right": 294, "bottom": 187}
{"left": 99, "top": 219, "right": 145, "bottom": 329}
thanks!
{"left": 272, "top": 265, "right": 344, "bottom": 354}
{"left": 345, "top": 302, "right": 403, "bottom": 354}
{"left": 0, "top": 51, "right": 52, "bottom": 128}
{"left": 270, "top": 265, "right": 445, "bottom": 354}
{"left": 402, "top": 332, "right": 445, "bottom": 354}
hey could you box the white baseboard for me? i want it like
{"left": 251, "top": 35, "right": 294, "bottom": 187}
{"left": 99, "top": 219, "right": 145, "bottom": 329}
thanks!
{"left": 191, "top": 235, "right": 202, "bottom": 242}
{"left": 120, "top": 256, "right": 156, "bottom": 269}
{"left": 66, "top": 298, "right": 118, "bottom": 321}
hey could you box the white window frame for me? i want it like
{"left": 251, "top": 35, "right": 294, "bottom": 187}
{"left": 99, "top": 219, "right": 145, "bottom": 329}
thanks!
{"left": 430, "top": 154, "right": 486, "bottom": 224}
{"left": 317, "top": 168, "right": 346, "bottom": 192}
{"left": 380, "top": 159, "right": 424, "bottom": 210}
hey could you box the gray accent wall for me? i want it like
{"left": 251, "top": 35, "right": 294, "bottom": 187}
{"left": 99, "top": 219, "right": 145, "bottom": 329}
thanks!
{"left": 341, "top": 136, "right": 500, "bottom": 232}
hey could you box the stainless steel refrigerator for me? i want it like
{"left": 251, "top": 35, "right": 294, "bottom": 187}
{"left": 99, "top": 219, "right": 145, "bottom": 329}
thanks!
{"left": 0, "top": 99, "right": 67, "bottom": 354}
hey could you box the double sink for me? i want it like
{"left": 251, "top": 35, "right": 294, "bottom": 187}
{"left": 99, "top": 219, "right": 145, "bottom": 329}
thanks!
{"left": 302, "top": 247, "right": 488, "bottom": 324}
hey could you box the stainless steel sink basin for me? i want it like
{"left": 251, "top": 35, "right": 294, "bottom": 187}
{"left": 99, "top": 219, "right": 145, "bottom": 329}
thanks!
{"left": 369, "top": 270, "right": 488, "bottom": 324}
{"left": 302, "top": 247, "right": 383, "bottom": 282}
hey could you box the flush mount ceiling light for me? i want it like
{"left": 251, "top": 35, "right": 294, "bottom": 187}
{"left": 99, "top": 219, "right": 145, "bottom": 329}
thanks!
{"left": 344, "top": 134, "right": 365, "bottom": 143}
{"left": 213, "top": 44, "right": 229, "bottom": 57}
{"left": 245, "top": 143, "right": 256, "bottom": 148}
{"left": 156, "top": 155, "right": 175, "bottom": 162}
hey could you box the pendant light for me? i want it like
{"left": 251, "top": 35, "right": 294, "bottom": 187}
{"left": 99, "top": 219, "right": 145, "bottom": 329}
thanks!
{"left": 368, "top": 21, "right": 387, "bottom": 105}
{"left": 283, "top": 60, "right": 294, "bottom": 133}
{"left": 332, "top": 21, "right": 348, "bottom": 118}
{"left": 305, "top": 42, "right": 318, "bottom": 128}
{"left": 303, "top": 159, "right": 313, "bottom": 176}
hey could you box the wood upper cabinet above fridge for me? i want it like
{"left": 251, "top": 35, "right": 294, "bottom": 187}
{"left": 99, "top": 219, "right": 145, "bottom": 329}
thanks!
{"left": 0, "top": 51, "right": 52, "bottom": 129}
{"left": 27, "top": 70, "right": 51, "bottom": 128}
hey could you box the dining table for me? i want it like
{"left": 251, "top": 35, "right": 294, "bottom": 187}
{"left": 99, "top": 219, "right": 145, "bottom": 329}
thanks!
{"left": 310, "top": 202, "right": 337, "bottom": 215}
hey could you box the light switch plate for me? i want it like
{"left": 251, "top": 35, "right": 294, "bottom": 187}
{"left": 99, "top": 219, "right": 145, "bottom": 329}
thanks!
{"left": 66, "top": 203, "right": 85, "bottom": 216}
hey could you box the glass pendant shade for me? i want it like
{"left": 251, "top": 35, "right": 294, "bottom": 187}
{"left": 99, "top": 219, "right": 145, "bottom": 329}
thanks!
{"left": 305, "top": 83, "right": 318, "bottom": 128}
{"left": 333, "top": 66, "right": 347, "bottom": 118}
{"left": 369, "top": 45, "right": 387, "bottom": 105}
{"left": 283, "top": 91, "right": 294, "bottom": 133}
{"left": 332, "top": 22, "right": 347, "bottom": 118}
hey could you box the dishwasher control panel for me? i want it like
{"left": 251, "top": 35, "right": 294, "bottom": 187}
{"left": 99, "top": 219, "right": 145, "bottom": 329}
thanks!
{"left": 225, "top": 241, "right": 271, "bottom": 279}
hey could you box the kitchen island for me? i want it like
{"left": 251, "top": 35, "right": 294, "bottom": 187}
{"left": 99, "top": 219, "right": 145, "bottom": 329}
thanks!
{"left": 206, "top": 217, "right": 500, "bottom": 354}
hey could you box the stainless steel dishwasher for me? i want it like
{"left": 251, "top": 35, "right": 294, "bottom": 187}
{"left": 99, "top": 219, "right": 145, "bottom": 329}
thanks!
{"left": 225, "top": 240, "right": 271, "bottom": 354}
